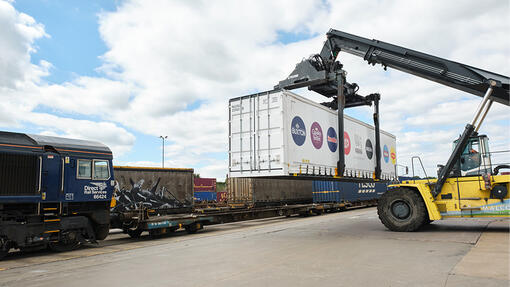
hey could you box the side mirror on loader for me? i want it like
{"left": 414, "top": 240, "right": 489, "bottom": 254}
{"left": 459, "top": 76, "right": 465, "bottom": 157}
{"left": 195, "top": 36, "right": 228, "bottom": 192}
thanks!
{"left": 437, "top": 165, "right": 445, "bottom": 177}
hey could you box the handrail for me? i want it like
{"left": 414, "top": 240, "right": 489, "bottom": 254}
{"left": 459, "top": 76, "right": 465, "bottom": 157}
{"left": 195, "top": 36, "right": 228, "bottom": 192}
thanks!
{"left": 411, "top": 156, "right": 431, "bottom": 185}
{"left": 61, "top": 158, "right": 65, "bottom": 193}
{"left": 38, "top": 156, "right": 42, "bottom": 193}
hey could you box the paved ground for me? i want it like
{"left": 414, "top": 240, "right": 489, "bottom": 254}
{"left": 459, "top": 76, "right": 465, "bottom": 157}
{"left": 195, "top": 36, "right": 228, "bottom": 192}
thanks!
{"left": 0, "top": 207, "right": 508, "bottom": 287}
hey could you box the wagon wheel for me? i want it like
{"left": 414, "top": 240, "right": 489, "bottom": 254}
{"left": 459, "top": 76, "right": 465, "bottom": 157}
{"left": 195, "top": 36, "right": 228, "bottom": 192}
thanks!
{"left": 185, "top": 223, "right": 202, "bottom": 234}
{"left": 126, "top": 228, "right": 143, "bottom": 238}
{"left": 0, "top": 239, "right": 9, "bottom": 260}
{"left": 48, "top": 231, "right": 80, "bottom": 252}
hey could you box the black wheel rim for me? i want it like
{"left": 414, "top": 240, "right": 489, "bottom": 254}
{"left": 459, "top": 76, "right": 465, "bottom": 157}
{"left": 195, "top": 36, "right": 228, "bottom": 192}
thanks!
{"left": 390, "top": 200, "right": 411, "bottom": 220}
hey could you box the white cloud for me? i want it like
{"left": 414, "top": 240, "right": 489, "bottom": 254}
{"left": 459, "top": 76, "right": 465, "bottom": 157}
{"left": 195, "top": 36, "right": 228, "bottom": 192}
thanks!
{"left": 0, "top": 0, "right": 508, "bottom": 179}
{"left": 39, "top": 76, "right": 134, "bottom": 115}
{"left": 0, "top": 1, "right": 48, "bottom": 88}
{"left": 0, "top": 0, "right": 135, "bottom": 157}
{"left": 27, "top": 113, "right": 136, "bottom": 156}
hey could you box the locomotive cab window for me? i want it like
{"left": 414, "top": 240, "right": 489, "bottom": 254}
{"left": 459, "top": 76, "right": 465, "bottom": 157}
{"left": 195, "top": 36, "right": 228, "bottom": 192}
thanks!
{"left": 77, "top": 159, "right": 109, "bottom": 180}
{"left": 77, "top": 159, "right": 92, "bottom": 179}
{"left": 93, "top": 160, "right": 109, "bottom": 180}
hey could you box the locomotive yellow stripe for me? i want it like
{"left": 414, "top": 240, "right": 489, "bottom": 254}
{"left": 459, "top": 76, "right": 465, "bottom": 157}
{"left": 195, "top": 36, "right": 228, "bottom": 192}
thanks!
{"left": 44, "top": 219, "right": 61, "bottom": 222}
{"left": 44, "top": 230, "right": 60, "bottom": 233}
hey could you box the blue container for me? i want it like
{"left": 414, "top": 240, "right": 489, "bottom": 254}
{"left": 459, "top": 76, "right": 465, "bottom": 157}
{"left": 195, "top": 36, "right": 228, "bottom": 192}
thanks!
{"left": 194, "top": 191, "right": 217, "bottom": 202}
{"left": 313, "top": 180, "right": 388, "bottom": 203}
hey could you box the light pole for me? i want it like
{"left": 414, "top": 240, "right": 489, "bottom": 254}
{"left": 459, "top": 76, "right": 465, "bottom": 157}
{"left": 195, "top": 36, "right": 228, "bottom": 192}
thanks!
{"left": 159, "top": 136, "right": 167, "bottom": 168}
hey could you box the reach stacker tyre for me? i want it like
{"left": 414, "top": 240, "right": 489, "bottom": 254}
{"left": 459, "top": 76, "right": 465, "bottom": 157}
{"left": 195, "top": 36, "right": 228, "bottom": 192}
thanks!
{"left": 377, "top": 187, "right": 428, "bottom": 232}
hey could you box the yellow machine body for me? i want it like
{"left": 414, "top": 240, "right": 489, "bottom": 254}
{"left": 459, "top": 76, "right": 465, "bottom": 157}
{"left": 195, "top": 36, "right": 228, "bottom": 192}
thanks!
{"left": 393, "top": 174, "right": 510, "bottom": 220}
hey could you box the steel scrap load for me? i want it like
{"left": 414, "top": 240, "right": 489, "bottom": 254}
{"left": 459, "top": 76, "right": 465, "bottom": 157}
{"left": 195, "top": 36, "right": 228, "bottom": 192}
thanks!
{"left": 112, "top": 166, "right": 194, "bottom": 213}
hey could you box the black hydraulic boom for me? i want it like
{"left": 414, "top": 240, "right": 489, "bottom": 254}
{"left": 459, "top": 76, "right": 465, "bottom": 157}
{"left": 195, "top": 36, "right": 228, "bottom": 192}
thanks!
{"left": 277, "top": 28, "right": 509, "bottom": 194}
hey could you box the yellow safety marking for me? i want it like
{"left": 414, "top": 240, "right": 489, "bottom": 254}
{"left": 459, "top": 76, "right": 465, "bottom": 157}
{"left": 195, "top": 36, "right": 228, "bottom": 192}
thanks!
{"left": 43, "top": 208, "right": 58, "bottom": 211}
{"left": 312, "top": 190, "right": 340, "bottom": 194}
{"left": 44, "top": 230, "right": 60, "bottom": 233}
{"left": 44, "top": 219, "right": 61, "bottom": 222}
{"left": 110, "top": 197, "right": 117, "bottom": 208}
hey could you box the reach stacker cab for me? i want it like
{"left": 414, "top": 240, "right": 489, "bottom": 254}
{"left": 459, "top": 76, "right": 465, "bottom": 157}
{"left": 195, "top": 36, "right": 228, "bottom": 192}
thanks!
{"left": 380, "top": 133, "right": 509, "bottom": 231}
{"left": 277, "top": 29, "right": 509, "bottom": 231}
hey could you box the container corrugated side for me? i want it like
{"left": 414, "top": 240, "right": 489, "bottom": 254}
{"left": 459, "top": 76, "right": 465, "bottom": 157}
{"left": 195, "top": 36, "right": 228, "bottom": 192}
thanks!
{"left": 227, "top": 177, "right": 312, "bottom": 206}
{"left": 217, "top": 191, "right": 227, "bottom": 202}
{"left": 312, "top": 181, "right": 341, "bottom": 202}
{"left": 194, "top": 178, "right": 217, "bottom": 192}
{"left": 229, "top": 90, "right": 397, "bottom": 180}
{"left": 312, "top": 180, "right": 388, "bottom": 203}
{"left": 194, "top": 191, "right": 217, "bottom": 202}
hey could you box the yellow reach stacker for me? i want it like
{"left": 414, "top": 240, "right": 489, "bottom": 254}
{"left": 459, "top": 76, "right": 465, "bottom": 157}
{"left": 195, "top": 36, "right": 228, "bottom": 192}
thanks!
{"left": 277, "top": 29, "right": 509, "bottom": 231}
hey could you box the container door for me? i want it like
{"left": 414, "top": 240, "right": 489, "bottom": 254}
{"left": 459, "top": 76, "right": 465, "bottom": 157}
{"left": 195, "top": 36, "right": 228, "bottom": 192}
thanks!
{"left": 61, "top": 156, "right": 77, "bottom": 202}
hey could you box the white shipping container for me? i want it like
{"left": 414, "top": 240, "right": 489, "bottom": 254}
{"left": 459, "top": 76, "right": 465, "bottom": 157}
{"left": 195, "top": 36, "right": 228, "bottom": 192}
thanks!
{"left": 229, "top": 90, "right": 397, "bottom": 180}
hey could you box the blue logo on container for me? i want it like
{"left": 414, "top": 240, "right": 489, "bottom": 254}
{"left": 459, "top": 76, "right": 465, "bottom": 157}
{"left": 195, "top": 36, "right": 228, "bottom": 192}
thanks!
{"left": 327, "top": 127, "right": 337, "bottom": 152}
{"left": 291, "top": 116, "right": 306, "bottom": 146}
{"left": 383, "top": 145, "right": 389, "bottom": 163}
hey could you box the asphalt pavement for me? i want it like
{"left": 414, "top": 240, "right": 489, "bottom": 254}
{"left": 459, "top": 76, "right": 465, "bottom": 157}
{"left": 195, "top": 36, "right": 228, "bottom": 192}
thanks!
{"left": 0, "top": 207, "right": 508, "bottom": 287}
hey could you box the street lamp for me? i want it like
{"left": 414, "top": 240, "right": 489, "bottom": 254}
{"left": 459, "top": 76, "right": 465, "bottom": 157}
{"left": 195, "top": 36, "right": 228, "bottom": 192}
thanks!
{"left": 159, "top": 136, "right": 168, "bottom": 168}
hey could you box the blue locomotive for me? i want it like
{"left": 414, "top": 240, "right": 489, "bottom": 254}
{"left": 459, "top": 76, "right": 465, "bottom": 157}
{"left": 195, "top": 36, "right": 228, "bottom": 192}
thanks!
{"left": 0, "top": 131, "right": 114, "bottom": 258}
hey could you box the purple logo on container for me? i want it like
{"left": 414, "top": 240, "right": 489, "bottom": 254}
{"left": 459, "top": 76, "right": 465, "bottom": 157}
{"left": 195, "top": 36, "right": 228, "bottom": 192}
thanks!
{"left": 310, "top": 122, "right": 323, "bottom": 149}
{"left": 291, "top": 116, "right": 306, "bottom": 146}
{"left": 327, "top": 127, "right": 337, "bottom": 152}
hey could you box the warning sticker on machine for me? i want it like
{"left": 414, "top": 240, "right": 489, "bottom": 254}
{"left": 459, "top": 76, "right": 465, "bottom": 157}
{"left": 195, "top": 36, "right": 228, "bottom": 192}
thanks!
{"left": 442, "top": 199, "right": 510, "bottom": 217}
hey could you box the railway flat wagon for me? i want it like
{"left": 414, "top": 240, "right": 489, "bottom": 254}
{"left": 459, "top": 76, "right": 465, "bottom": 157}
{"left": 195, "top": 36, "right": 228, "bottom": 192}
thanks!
{"left": 0, "top": 131, "right": 114, "bottom": 259}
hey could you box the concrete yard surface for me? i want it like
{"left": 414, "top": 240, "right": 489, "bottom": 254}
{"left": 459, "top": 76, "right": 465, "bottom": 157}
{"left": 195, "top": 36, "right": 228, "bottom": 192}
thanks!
{"left": 0, "top": 207, "right": 508, "bottom": 287}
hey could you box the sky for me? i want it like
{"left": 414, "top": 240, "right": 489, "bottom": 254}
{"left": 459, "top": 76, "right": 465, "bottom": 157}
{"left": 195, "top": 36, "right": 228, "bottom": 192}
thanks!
{"left": 1, "top": 0, "right": 509, "bottom": 180}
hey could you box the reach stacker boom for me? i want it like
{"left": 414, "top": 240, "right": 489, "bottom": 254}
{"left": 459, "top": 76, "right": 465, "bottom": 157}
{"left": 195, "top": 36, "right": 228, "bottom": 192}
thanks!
{"left": 277, "top": 29, "right": 510, "bottom": 231}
